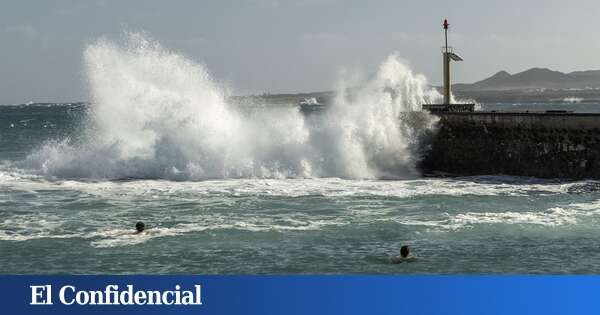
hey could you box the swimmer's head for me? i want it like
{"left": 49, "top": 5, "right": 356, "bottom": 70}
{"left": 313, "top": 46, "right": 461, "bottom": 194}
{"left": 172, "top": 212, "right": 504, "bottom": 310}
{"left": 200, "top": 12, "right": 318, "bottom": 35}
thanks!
{"left": 400, "top": 245, "right": 410, "bottom": 258}
{"left": 135, "top": 221, "right": 145, "bottom": 233}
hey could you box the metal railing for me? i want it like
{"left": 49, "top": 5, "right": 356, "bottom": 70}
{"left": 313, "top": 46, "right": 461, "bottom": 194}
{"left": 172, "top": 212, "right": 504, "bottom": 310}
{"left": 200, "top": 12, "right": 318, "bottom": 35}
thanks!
{"left": 441, "top": 46, "right": 455, "bottom": 54}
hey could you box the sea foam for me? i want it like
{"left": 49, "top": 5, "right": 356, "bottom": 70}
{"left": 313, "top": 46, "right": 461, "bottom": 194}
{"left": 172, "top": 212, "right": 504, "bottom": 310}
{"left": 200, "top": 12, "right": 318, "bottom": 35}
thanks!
{"left": 22, "top": 32, "right": 440, "bottom": 180}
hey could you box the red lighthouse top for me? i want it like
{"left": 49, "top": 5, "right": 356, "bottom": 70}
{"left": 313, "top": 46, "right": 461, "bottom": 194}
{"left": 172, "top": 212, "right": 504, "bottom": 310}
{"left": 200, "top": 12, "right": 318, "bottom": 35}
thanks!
{"left": 443, "top": 19, "right": 449, "bottom": 30}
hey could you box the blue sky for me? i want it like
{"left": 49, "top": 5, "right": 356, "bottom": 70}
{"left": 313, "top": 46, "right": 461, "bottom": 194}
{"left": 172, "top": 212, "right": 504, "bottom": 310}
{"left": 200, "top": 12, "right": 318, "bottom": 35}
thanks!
{"left": 0, "top": 0, "right": 599, "bottom": 103}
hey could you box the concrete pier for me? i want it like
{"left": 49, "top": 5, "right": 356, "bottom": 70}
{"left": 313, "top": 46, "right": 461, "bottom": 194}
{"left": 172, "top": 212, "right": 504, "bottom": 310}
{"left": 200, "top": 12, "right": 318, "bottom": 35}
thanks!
{"left": 419, "top": 111, "right": 600, "bottom": 179}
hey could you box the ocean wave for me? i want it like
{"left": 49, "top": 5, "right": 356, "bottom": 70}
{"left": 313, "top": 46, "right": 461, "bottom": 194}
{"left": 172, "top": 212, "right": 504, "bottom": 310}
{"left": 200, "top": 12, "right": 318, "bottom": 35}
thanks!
{"left": 396, "top": 201, "right": 600, "bottom": 231}
{"left": 0, "top": 210, "right": 348, "bottom": 247}
{"left": 18, "top": 32, "right": 439, "bottom": 181}
{"left": 3, "top": 189, "right": 600, "bottom": 248}
{"left": 0, "top": 166, "right": 579, "bottom": 199}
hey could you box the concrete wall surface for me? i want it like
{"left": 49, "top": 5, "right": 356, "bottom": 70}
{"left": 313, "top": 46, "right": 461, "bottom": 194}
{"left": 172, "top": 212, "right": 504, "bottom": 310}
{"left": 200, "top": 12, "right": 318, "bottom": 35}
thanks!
{"left": 419, "top": 112, "right": 600, "bottom": 179}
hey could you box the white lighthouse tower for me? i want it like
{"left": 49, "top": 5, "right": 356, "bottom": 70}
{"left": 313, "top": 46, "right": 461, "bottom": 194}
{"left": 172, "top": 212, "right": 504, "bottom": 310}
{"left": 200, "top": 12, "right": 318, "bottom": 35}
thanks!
{"left": 423, "top": 19, "right": 474, "bottom": 112}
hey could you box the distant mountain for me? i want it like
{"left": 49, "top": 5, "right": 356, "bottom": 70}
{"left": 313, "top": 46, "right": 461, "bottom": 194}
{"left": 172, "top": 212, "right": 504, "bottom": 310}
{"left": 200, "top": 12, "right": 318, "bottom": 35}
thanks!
{"left": 453, "top": 68, "right": 600, "bottom": 91}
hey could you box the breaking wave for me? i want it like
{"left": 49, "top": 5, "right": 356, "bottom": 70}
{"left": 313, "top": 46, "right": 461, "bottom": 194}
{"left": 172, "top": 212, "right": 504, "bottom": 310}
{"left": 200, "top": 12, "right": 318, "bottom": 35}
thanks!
{"left": 563, "top": 97, "right": 583, "bottom": 104}
{"left": 21, "top": 33, "right": 440, "bottom": 180}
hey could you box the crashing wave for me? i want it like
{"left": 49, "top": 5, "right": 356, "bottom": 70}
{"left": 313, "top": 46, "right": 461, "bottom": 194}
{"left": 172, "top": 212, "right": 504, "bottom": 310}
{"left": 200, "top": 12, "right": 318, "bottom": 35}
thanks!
{"left": 21, "top": 33, "right": 440, "bottom": 180}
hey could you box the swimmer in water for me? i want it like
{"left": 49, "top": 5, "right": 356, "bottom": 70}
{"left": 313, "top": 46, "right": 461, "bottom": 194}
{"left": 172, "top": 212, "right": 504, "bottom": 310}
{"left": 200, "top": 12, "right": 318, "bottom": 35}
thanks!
{"left": 135, "top": 221, "right": 145, "bottom": 234}
{"left": 391, "top": 245, "right": 416, "bottom": 264}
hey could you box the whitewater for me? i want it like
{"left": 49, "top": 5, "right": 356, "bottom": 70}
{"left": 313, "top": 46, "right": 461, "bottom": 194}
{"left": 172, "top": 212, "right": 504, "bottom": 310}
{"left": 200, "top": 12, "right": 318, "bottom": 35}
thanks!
{"left": 2, "top": 33, "right": 600, "bottom": 274}
{"left": 20, "top": 33, "right": 439, "bottom": 180}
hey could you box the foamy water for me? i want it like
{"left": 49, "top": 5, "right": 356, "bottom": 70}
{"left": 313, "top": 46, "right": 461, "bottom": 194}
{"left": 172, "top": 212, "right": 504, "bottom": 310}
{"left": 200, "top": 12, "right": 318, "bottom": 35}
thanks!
{"left": 2, "top": 165, "right": 600, "bottom": 273}
{"left": 20, "top": 33, "right": 439, "bottom": 180}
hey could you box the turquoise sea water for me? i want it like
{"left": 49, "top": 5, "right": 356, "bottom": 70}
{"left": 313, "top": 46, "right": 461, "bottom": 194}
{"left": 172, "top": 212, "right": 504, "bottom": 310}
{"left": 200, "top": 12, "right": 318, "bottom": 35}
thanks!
{"left": 2, "top": 103, "right": 600, "bottom": 274}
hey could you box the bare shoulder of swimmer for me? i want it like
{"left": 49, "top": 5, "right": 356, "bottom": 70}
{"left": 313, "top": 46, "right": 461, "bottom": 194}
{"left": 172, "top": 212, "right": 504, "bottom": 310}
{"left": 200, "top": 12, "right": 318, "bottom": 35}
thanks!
{"left": 391, "top": 255, "right": 417, "bottom": 264}
{"left": 390, "top": 256, "right": 404, "bottom": 264}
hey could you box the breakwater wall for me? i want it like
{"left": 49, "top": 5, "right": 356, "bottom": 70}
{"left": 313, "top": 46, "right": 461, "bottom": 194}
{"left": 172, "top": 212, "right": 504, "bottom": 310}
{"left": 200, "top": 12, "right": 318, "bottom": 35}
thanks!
{"left": 419, "top": 112, "right": 600, "bottom": 179}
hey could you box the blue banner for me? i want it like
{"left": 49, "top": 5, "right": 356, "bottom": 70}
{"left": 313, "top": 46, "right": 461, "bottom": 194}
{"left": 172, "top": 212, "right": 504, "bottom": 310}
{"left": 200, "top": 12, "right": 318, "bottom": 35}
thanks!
{"left": 1, "top": 276, "right": 598, "bottom": 314}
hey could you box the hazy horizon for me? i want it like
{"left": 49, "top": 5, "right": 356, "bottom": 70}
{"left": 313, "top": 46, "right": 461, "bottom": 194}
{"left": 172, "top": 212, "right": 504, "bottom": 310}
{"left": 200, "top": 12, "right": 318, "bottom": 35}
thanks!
{"left": 1, "top": 0, "right": 599, "bottom": 104}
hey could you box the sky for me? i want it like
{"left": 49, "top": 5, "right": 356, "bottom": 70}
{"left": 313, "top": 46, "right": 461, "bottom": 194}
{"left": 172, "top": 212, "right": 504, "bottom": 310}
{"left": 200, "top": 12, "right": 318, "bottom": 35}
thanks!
{"left": 0, "top": 0, "right": 599, "bottom": 104}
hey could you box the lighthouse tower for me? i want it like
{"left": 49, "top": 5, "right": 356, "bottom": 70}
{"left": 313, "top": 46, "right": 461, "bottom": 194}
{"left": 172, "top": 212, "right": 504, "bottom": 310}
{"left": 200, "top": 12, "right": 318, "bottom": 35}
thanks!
{"left": 442, "top": 19, "right": 463, "bottom": 104}
{"left": 423, "top": 19, "right": 474, "bottom": 112}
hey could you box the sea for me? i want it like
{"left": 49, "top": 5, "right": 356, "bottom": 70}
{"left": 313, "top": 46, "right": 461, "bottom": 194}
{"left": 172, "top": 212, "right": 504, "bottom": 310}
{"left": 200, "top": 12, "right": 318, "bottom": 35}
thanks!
{"left": 2, "top": 34, "right": 600, "bottom": 274}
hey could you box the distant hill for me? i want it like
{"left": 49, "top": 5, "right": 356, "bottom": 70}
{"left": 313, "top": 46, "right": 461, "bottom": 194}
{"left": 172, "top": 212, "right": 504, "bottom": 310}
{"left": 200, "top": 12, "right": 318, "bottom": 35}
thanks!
{"left": 453, "top": 68, "right": 600, "bottom": 91}
{"left": 233, "top": 67, "right": 600, "bottom": 105}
